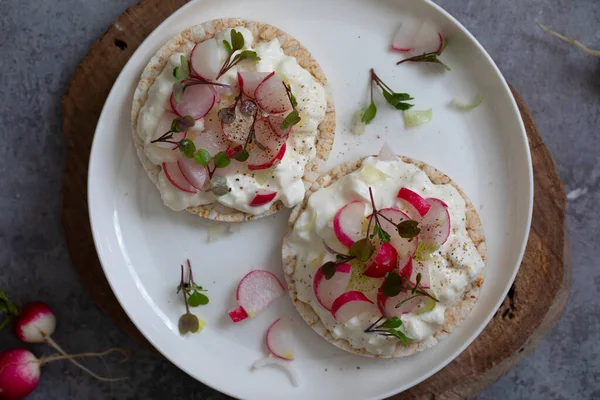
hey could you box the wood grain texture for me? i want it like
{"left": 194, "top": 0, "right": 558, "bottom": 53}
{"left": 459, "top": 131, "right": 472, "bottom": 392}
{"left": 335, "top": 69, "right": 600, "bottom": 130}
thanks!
{"left": 61, "top": 0, "right": 569, "bottom": 398}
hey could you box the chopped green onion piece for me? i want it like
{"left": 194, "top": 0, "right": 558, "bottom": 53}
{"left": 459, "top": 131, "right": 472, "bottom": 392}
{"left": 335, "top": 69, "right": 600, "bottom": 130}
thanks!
{"left": 403, "top": 109, "right": 433, "bottom": 128}
{"left": 451, "top": 93, "right": 485, "bottom": 110}
{"left": 358, "top": 164, "right": 388, "bottom": 184}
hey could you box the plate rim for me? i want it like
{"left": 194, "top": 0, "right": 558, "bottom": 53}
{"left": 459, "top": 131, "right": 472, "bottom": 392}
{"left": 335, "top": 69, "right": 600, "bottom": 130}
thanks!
{"left": 87, "top": 0, "right": 534, "bottom": 398}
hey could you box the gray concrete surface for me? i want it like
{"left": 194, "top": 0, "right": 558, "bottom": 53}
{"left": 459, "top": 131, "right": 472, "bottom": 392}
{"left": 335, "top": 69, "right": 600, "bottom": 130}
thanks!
{"left": 0, "top": 0, "right": 598, "bottom": 399}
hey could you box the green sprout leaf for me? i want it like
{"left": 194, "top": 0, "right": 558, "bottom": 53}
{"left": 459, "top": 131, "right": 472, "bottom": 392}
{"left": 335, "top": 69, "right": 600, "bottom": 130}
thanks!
{"left": 349, "top": 238, "right": 374, "bottom": 262}
{"left": 387, "top": 327, "right": 409, "bottom": 346}
{"left": 382, "top": 91, "right": 414, "bottom": 110}
{"left": 178, "top": 313, "right": 202, "bottom": 335}
{"left": 213, "top": 152, "right": 231, "bottom": 168}
{"left": 232, "top": 149, "right": 250, "bottom": 162}
{"left": 223, "top": 40, "right": 233, "bottom": 54}
{"left": 376, "top": 225, "right": 391, "bottom": 243}
{"left": 210, "top": 176, "right": 229, "bottom": 196}
{"left": 180, "top": 55, "right": 190, "bottom": 74}
{"left": 178, "top": 139, "right": 196, "bottom": 158}
{"left": 230, "top": 29, "right": 245, "bottom": 51}
{"left": 193, "top": 149, "right": 211, "bottom": 166}
{"left": 321, "top": 262, "right": 338, "bottom": 280}
{"left": 187, "top": 291, "right": 210, "bottom": 307}
{"left": 173, "top": 82, "right": 184, "bottom": 104}
{"left": 381, "top": 272, "right": 403, "bottom": 297}
{"left": 396, "top": 220, "right": 420, "bottom": 239}
{"left": 171, "top": 115, "right": 195, "bottom": 132}
{"left": 380, "top": 316, "right": 402, "bottom": 329}
{"left": 361, "top": 102, "right": 377, "bottom": 124}
{"left": 280, "top": 109, "right": 301, "bottom": 130}
{"left": 233, "top": 50, "right": 260, "bottom": 63}
{"left": 290, "top": 93, "right": 298, "bottom": 108}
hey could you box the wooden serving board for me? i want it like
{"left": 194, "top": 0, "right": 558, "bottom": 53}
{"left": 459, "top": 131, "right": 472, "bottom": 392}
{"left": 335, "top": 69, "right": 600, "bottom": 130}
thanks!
{"left": 61, "top": 0, "right": 570, "bottom": 398}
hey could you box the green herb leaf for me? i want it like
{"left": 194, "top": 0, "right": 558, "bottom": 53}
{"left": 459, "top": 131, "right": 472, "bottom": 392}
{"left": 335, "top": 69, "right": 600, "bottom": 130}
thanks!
{"left": 0, "top": 290, "right": 18, "bottom": 317}
{"left": 381, "top": 272, "right": 403, "bottom": 297}
{"left": 382, "top": 91, "right": 413, "bottom": 106}
{"left": 290, "top": 93, "right": 298, "bottom": 108}
{"left": 193, "top": 149, "right": 211, "bottom": 166}
{"left": 376, "top": 225, "right": 391, "bottom": 243}
{"left": 387, "top": 327, "right": 410, "bottom": 346}
{"left": 178, "top": 313, "right": 201, "bottom": 335}
{"left": 396, "top": 220, "right": 420, "bottom": 239}
{"left": 321, "top": 261, "right": 338, "bottom": 280}
{"left": 172, "top": 115, "right": 195, "bottom": 132}
{"left": 173, "top": 82, "right": 184, "bottom": 104}
{"left": 223, "top": 39, "right": 233, "bottom": 54}
{"left": 280, "top": 109, "right": 301, "bottom": 130}
{"left": 179, "top": 139, "right": 196, "bottom": 158}
{"left": 230, "top": 29, "right": 245, "bottom": 51}
{"left": 361, "top": 102, "right": 377, "bottom": 124}
{"left": 210, "top": 176, "right": 229, "bottom": 196}
{"left": 380, "top": 316, "right": 402, "bottom": 329}
{"left": 232, "top": 149, "right": 249, "bottom": 162}
{"left": 349, "top": 238, "right": 374, "bottom": 262}
{"left": 180, "top": 55, "right": 190, "bottom": 74}
{"left": 213, "top": 152, "right": 231, "bottom": 168}
{"left": 187, "top": 291, "right": 210, "bottom": 307}
{"left": 234, "top": 50, "right": 260, "bottom": 63}
{"left": 173, "top": 67, "right": 184, "bottom": 81}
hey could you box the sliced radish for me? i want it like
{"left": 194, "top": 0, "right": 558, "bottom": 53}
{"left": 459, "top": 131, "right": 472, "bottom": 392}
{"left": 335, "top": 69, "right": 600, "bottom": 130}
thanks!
{"left": 252, "top": 355, "right": 299, "bottom": 387}
{"left": 228, "top": 306, "right": 249, "bottom": 323}
{"left": 313, "top": 263, "right": 352, "bottom": 311}
{"left": 419, "top": 198, "right": 451, "bottom": 246}
{"left": 377, "top": 142, "right": 397, "bottom": 161}
{"left": 177, "top": 158, "right": 208, "bottom": 190}
{"left": 226, "top": 144, "right": 243, "bottom": 158}
{"left": 331, "top": 291, "right": 378, "bottom": 323}
{"left": 170, "top": 84, "right": 215, "bottom": 120}
{"left": 238, "top": 71, "right": 271, "bottom": 98}
{"left": 267, "top": 112, "right": 292, "bottom": 137}
{"left": 221, "top": 104, "right": 254, "bottom": 145}
{"left": 378, "top": 288, "right": 424, "bottom": 318}
{"left": 397, "top": 187, "right": 431, "bottom": 218}
{"left": 391, "top": 19, "right": 421, "bottom": 52}
{"left": 153, "top": 112, "right": 187, "bottom": 149}
{"left": 192, "top": 129, "right": 230, "bottom": 157}
{"left": 162, "top": 162, "right": 198, "bottom": 193}
{"left": 254, "top": 73, "right": 293, "bottom": 114}
{"left": 232, "top": 270, "right": 284, "bottom": 321}
{"left": 250, "top": 189, "right": 277, "bottom": 207}
{"left": 333, "top": 201, "right": 367, "bottom": 248}
{"left": 247, "top": 118, "right": 287, "bottom": 170}
{"left": 266, "top": 318, "right": 294, "bottom": 360}
{"left": 376, "top": 208, "right": 418, "bottom": 267}
{"left": 414, "top": 29, "right": 444, "bottom": 54}
{"left": 399, "top": 258, "right": 413, "bottom": 280}
{"left": 363, "top": 242, "right": 398, "bottom": 278}
{"left": 190, "top": 38, "right": 220, "bottom": 80}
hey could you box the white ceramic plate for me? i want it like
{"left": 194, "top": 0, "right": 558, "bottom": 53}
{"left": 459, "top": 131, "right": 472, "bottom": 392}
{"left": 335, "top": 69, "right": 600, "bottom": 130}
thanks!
{"left": 88, "top": 0, "right": 533, "bottom": 399}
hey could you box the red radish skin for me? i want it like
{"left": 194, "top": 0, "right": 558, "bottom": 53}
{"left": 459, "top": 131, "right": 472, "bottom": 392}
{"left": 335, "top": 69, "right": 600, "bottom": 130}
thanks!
{"left": 238, "top": 71, "right": 271, "bottom": 99}
{"left": 363, "top": 242, "right": 398, "bottom": 278}
{"left": 254, "top": 73, "right": 293, "bottom": 114}
{"left": 333, "top": 201, "right": 367, "bottom": 248}
{"left": 247, "top": 118, "right": 287, "bottom": 170}
{"left": 265, "top": 318, "right": 295, "bottom": 360}
{"left": 397, "top": 188, "right": 431, "bottom": 218}
{"left": 13, "top": 302, "right": 56, "bottom": 344}
{"left": 190, "top": 39, "right": 220, "bottom": 80}
{"left": 399, "top": 258, "right": 413, "bottom": 280}
{"left": 170, "top": 85, "right": 215, "bottom": 120}
{"left": 391, "top": 19, "right": 421, "bottom": 52}
{"left": 331, "top": 291, "right": 378, "bottom": 323}
{"left": 162, "top": 162, "right": 198, "bottom": 194}
{"left": 250, "top": 190, "right": 277, "bottom": 207}
{"left": 419, "top": 198, "right": 451, "bottom": 246}
{"left": 313, "top": 263, "right": 352, "bottom": 311}
{"left": 0, "top": 349, "right": 40, "bottom": 400}
{"left": 226, "top": 145, "right": 243, "bottom": 158}
{"left": 374, "top": 208, "right": 418, "bottom": 267}
{"left": 177, "top": 158, "right": 208, "bottom": 190}
{"left": 247, "top": 143, "right": 286, "bottom": 171}
{"left": 233, "top": 270, "right": 285, "bottom": 319}
{"left": 228, "top": 306, "right": 249, "bottom": 323}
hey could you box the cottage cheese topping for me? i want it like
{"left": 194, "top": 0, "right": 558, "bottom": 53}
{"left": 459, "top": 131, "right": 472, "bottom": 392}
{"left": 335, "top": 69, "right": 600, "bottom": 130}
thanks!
{"left": 136, "top": 27, "right": 327, "bottom": 214}
{"left": 288, "top": 156, "right": 485, "bottom": 355}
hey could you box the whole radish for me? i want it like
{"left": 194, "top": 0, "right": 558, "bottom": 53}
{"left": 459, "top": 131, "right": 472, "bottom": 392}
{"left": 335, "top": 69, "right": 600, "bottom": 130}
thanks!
{"left": 0, "top": 349, "right": 40, "bottom": 400}
{"left": 0, "top": 348, "right": 127, "bottom": 400}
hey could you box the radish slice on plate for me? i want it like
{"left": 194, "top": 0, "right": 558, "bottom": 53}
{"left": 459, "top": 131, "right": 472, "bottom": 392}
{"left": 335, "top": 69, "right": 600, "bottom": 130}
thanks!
{"left": 247, "top": 118, "right": 287, "bottom": 170}
{"left": 221, "top": 105, "right": 254, "bottom": 145}
{"left": 397, "top": 187, "right": 431, "bottom": 218}
{"left": 170, "top": 84, "right": 215, "bottom": 120}
{"left": 254, "top": 73, "right": 293, "bottom": 114}
{"left": 238, "top": 71, "right": 271, "bottom": 98}
{"left": 377, "top": 142, "right": 397, "bottom": 161}
{"left": 190, "top": 38, "right": 220, "bottom": 80}
{"left": 177, "top": 158, "right": 208, "bottom": 190}
{"left": 162, "top": 162, "right": 198, "bottom": 193}
{"left": 377, "top": 208, "right": 418, "bottom": 267}
{"left": 252, "top": 354, "right": 299, "bottom": 387}
{"left": 413, "top": 24, "right": 443, "bottom": 54}
{"left": 153, "top": 112, "right": 187, "bottom": 149}
{"left": 266, "top": 318, "right": 295, "bottom": 360}
{"left": 392, "top": 21, "right": 442, "bottom": 55}
{"left": 419, "top": 198, "right": 451, "bottom": 246}
{"left": 333, "top": 201, "right": 367, "bottom": 248}
{"left": 192, "top": 129, "right": 230, "bottom": 157}
{"left": 377, "top": 288, "right": 424, "bottom": 318}
{"left": 267, "top": 112, "right": 292, "bottom": 137}
{"left": 228, "top": 270, "right": 285, "bottom": 322}
{"left": 313, "top": 263, "right": 352, "bottom": 311}
{"left": 391, "top": 19, "right": 422, "bottom": 52}
{"left": 363, "top": 242, "right": 398, "bottom": 278}
{"left": 250, "top": 190, "right": 277, "bottom": 207}
{"left": 331, "top": 291, "right": 378, "bottom": 323}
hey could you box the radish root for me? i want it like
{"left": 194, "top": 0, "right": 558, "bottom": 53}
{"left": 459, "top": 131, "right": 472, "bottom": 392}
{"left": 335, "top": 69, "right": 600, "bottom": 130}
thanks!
{"left": 537, "top": 23, "right": 600, "bottom": 56}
